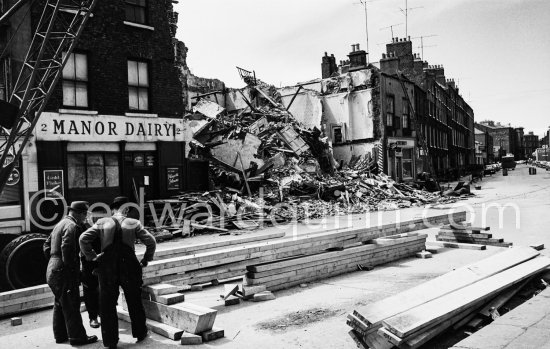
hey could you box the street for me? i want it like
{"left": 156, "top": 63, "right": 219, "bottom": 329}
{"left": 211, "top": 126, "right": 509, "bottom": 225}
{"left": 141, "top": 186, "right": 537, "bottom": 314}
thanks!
{"left": 1, "top": 164, "right": 549, "bottom": 349}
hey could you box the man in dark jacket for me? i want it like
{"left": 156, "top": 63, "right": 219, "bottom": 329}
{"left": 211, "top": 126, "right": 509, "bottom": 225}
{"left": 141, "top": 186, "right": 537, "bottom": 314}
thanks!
{"left": 80, "top": 219, "right": 101, "bottom": 329}
{"left": 79, "top": 197, "right": 156, "bottom": 349}
{"left": 43, "top": 201, "right": 98, "bottom": 346}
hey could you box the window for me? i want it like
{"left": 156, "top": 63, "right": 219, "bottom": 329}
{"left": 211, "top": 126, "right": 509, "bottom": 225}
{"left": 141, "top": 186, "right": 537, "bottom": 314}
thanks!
{"left": 402, "top": 148, "right": 413, "bottom": 179}
{"left": 128, "top": 60, "right": 149, "bottom": 111}
{"left": 332, "top": 126, "right": 343, "bottom": 144}
{"left": 386, "top": 95, "right": 395, "bottom": 127}
{"left": 0, "top": 156, "right": 22, "bottom": 206}
{"left": 125, "top": 0, "right": 147, "bottom": 24}
{"left": 62, "top": 52, "right": 88, "bottom": 107}
{"left": 68, "top": 153, "right": 119, "bottom": 189}
{"left": 402, "top": 98, "right": 410, "bottom": 129}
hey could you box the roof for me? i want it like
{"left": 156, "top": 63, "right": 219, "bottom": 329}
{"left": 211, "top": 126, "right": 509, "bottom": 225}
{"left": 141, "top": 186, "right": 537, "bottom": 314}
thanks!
{"left": 475, "top": 128, "right": 485, "bottom": 135}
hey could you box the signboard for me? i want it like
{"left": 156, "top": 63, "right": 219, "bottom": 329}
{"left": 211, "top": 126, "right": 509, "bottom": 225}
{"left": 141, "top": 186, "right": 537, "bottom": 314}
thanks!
{"left": 36, "top": 113, "right": 187, "bottom": 142}
{"left": 145, "top": 155, "right": 155, "bottom": 167}
{"left": 43, "top": 170, "right": 64, "bottom": 200}
{"left": 6, "top": 168, "right": 20, "bottom": 186}
{"left": 167, "top": 168, "right": 181, "bottom": 190}
{"left": 133, "top": 153, "right": 144, "bottom": 167}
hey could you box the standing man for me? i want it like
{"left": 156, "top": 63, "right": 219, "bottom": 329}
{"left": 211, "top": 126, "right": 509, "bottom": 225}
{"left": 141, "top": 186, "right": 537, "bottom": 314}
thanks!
{"left": 79, "top": 197, "right": 156, "bottom": 349}
{"left": 43, "top": 201, "right": 98, "bottom": 346}
{"left": 80, "top": 218, "right": 101, "bottom": 329}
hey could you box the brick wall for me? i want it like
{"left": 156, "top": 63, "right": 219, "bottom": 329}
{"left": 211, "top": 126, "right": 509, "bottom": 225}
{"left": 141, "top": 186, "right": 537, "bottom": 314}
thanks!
{"left": 35, "top": 0, "right": 183, "bottom": 118}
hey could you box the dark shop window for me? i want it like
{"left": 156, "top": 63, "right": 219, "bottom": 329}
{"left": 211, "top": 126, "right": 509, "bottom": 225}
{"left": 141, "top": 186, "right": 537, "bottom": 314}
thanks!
{"left": 68, "top": 153, "right": 119, "bottom": 189}
{"left": 125, "top": 0, "right": 147, "bottom": 24}
{"left": 0, "top": 156, "right": 22, "bottom": 206}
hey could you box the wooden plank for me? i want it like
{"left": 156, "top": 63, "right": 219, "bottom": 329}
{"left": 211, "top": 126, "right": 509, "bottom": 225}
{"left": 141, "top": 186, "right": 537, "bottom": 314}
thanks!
{"left": 438, "top": 230, "right": 493, "bottom": 239}
{"left": 245, "top": 242, "right": 425, "bottom": 285}
{"left": 257, "top": 246, "right": 423, "bottom": 291}
{"left": 401, "top": 301, "right": 483, "bottom": 349}
{"left": 0, "top": 284, "right": 51, "bottom": 302}
{"left": 248, "top": 237, "right": 426, "bottom": 277}
{"left": 436, "top": 235, "right": 504, "bottom": 244}
{"left": 352, "top": 246, "right": 539, "bottom": 331}
{"left": 427, "top": 241, "right": 486, "bottom": 250}
{"left": 144, "top": 212, "right": 464, "bottom": 275}
{"left": 117, "top": 307, "right": 183, "bottom": 340}
{"left": 348, "top": 329, "right": 369, "bottom": 349}
{"left": 141, "top": 299, "right": 217, "bottom": 334}
{"left": 143, "top": 283, "right": 180, "bottom": 296}
{"left": 478, "top": 278, "right": 531, "bottom": 317}
{"left": 137, "top": 232, "right": 286, "bottom": 260}
{"left": 530, "top": 243, "right": 545, "bottom": 251}
{"left": 142, "top": 292, "right": 185, "bottom": 305}
{"left": 382, "top": 257, "right": 550, "bottom": 338}
{"left": 246, "top": 241, "right": 426, "bottom": 284}
{"left": 444, "top": 224, "right": 490, "bottom": 231}
{"left": 0, "top": 296, "right": 54, "bottom": 317}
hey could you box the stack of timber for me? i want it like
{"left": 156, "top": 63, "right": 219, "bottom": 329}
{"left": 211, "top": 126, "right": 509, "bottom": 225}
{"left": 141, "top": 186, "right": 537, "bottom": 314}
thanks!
{"left": 118, "top": 283, "right": 222, "bottom": 344}
{"left": 435, "top": 224, "right": 513, "bottom": 248}
{"left": 142, "top": 211, "right": 465, "bottom": 287}
{"left": 245, "top": 233, "right": 427, "bottom": 291}
{"left": 346, "top": 247, "right": 549, "bottom": 349}
{"left": 0, "top": 284, "right": 54, "bottom": 318}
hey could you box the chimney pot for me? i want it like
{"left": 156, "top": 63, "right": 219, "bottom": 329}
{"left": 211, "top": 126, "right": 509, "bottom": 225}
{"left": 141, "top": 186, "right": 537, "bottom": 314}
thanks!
{"left": 408, "top": 36, "right": 410, "bottom": 41}
{"left": 356, "top": 43, "right": 360, "bottom": 50}
{"left": 325, "top": 52, "right": 328, "bottom": 56}
{"left": 351, "top": 44, "right": 355, "bottom": 52}
{"left": 382, "top": 53, "right": 386, "bottom": 59}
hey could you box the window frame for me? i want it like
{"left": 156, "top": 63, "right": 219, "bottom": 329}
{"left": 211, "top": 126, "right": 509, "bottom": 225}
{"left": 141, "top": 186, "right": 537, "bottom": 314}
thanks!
{"left": 127, "top": 59, "right": 150, "bottom": 112}
{"left": 386, "top": 94, "right": 395, "bottom": 127}
{"left": 402, "top": 98, "right": 410, "bottom": 129}
{"left": 125, "top": 0, "right": 148, "bottom": 24}
{"left": 62, "top": 52, "right": 89, "bottom": 109}
{"left": 67, "top": 152, "right": 120, "bottom": 189}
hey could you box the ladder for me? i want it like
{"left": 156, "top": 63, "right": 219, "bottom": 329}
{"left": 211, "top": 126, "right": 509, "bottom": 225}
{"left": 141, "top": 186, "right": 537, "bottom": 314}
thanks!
{"left": 0, "top": 0, "right": 97, "bottom": 194}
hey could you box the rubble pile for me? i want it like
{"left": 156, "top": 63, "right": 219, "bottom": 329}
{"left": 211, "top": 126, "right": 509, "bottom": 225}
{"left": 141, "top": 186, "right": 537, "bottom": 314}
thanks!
{"left": 148, "top": 85, "right": 461, "bottom": 233}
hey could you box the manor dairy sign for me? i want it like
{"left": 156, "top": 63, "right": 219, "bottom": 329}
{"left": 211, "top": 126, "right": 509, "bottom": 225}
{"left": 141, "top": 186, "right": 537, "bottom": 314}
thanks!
{"left": 36, "top": 113, "right": 186, "bottom": 142}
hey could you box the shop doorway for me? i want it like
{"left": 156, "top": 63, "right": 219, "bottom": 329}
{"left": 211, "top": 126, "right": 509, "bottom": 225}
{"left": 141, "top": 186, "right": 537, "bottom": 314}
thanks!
{"left": 124, "top": 152, "right": 158, "bottom": 203}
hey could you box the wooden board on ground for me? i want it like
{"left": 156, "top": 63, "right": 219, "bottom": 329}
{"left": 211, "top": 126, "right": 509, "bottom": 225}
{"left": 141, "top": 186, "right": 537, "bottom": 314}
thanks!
{"left": 438, "top": 230, "right": 493, "bottom": 239}
{"left": 427, "top": 241, "right": 486, "bottom": 250}
{"left": 352, "top": 246, "right": 539, "bottom": 331}
{"left": 117, "top": 307, "right": 183, "bottom": 340}
{"left": 382, "top": 257, "right": 550, "bottom": 338}
{"left": 141, "top": 299, "right": 217, "bottom": 334}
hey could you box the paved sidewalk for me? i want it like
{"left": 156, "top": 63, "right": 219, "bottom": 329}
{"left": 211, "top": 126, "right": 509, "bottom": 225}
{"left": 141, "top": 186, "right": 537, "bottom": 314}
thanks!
{"left": 451, "top": 286, "right": 550, "bottom": 349}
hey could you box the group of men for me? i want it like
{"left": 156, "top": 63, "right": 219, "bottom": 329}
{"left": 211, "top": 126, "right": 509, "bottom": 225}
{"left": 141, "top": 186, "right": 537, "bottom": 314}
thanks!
{"left": 43, "top": 196, "right": 157, "bottom": 349}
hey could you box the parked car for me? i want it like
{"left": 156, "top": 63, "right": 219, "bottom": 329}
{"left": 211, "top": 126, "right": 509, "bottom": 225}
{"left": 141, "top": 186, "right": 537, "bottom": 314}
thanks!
{"left": 484, "top": 164, "right": 496, "bottom": 176}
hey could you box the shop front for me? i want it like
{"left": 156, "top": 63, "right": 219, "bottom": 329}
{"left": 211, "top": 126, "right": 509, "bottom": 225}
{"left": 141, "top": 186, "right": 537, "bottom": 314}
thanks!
{"left": 387, "top": 137, "right": 416, "bottom": 182}
{"left": 35, "top": 113, "right": 187, "bottom": 210}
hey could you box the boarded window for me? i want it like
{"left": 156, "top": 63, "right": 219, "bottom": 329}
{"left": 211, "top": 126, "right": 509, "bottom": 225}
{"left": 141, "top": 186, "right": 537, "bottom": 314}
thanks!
{"left": 68, "top": 153, "right": 119, "bottom": 189}
{"left": 68, "top": 154, "right": 86, "bottom": 188}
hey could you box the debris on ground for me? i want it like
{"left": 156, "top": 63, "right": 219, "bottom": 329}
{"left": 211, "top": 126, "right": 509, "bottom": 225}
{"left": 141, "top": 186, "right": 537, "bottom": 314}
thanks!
{"left": 257, "top": 308, "right": 340, "bottom": 332}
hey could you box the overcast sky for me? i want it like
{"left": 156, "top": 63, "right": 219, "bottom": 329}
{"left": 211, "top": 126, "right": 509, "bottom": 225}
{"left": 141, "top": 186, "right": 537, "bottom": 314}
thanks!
{"left": 175, "top": 0, "right": 550, "bottom": 137}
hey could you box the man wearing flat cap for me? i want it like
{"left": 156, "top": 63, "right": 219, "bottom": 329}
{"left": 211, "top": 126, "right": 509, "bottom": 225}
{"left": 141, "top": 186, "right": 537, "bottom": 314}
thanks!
{"left": 79, "top": 196, "right": 156, "bottom": 349}
{"left": 43, "top": 201, "right": 98, "bottom": 346}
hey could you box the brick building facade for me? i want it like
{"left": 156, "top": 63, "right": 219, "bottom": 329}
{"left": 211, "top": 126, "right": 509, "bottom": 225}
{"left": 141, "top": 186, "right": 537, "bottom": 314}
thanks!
{"left": 524, "top": 132, "right": 539, "bottom": 159}
{"left": 475, "top": 121, "right": 517, "bottom": 161}
{"left": 1, "top": 1, "right": 189, "bottom": 233}
{"left": 380, "top": 37, "right": 475, "bottom": 178}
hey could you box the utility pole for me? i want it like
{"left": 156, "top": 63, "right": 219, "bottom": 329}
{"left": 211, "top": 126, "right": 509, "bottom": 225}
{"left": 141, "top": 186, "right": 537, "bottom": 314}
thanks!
{"left": 399, "top": 0, "right": 423, "bottom": 38}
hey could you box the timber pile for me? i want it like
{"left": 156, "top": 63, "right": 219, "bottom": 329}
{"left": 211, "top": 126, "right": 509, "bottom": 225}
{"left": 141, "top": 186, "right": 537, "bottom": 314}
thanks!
{"left": 118, "top": 283, "right": 222, "bottom": 344}
{"left": 142, "top": 211, "right": 465, "bottom": 287}
{"left": 245, "top": 233, "right": 427, "bottom": 291}
{"left": 435, "top": 223, "right": 513, "bottom": 248}
{"left": 0, "top": 284, "right": 54, "bottom": 318}
{"left": 346, "top": 247, "right": 549, "bottom": 349}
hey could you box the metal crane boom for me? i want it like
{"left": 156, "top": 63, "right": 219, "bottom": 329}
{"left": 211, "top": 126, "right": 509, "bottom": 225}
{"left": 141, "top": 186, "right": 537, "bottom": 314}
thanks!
{"left": 0, "top": 0, "right": 97, "bottom": 195}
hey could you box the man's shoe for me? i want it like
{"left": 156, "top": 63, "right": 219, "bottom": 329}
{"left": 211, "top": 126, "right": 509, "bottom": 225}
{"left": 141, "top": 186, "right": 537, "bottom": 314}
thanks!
{"left": 69, "top": 335, "right": 98, "bottom": 346}
{"left": 55, "top": 338, "right": 68, "bottom": 344}
{"left": 136, "top": 330, "right": 148, "bottom": 343}
{"left": 90, "top": 319, "right": 100, "bottom": 328}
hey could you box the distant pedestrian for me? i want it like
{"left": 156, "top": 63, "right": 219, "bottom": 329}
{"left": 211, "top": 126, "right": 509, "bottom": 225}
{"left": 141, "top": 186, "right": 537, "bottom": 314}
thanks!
{"left": 43, "top": 201, "right": 98, "bottom": 346}
{"left": 79, "top": 196, "right": 156, "bottom": 349}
